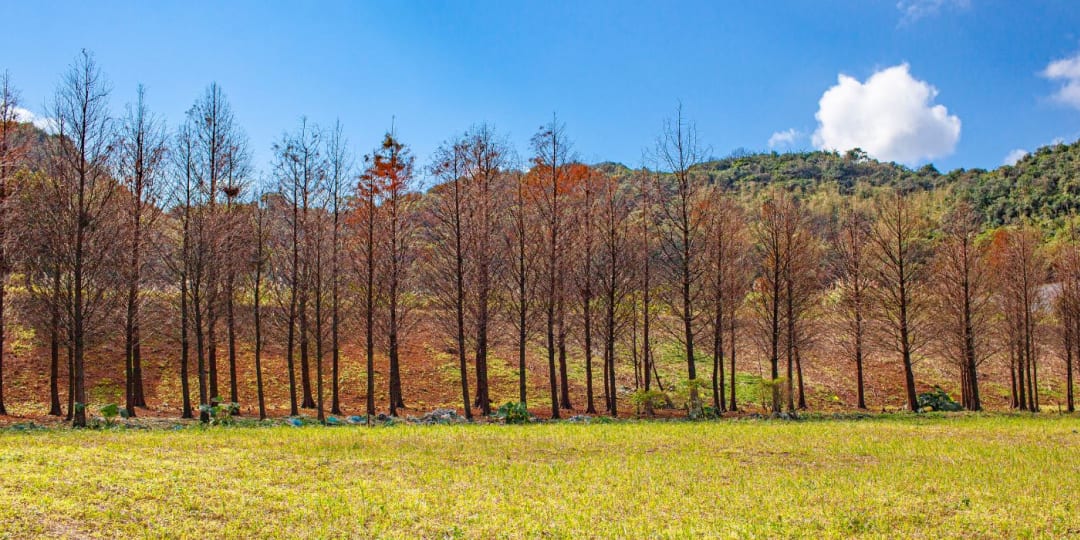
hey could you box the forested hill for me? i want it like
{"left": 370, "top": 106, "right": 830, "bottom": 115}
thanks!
{"left": 962, "top": 141, "right": 1080, "bottom": 226}
{"left": 602, "top": 139, "right": 1080, "bottom": 228}
{"left": 696, "top": 148, "right": 940, "bottom": 193}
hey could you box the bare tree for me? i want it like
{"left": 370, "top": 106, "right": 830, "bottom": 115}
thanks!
{"left": 355, "top": 145, "right": 381, "bottom": 422}
{"left": 1055, "top": 228, "right": 1080, "bottom": 413}
{"left": 47, "top": 50, "right": 121, "bottom": 427}
{"left": 15, "top": 169, "right": 69, "bottom": 417}
{"left": 365, "top": 129, "right": 416, "bottom": 416}
{"left": 310, "top": 175, "right": 329, "bottom": 424}
{"left": 428, "top": 135, "right": 473, "bottom": 419}
{"left": 463, "top": 125, "right": 509, "bottom": 416}
{"left": 569, "top": 164, "right": 598, "bottom": 414}
{"left": 989, "top": 226, "right": 1046, "bottom": 411}
{"left": 832, "top": 200, "right": 872, "bottom": 409}
{"left": 869, "top": 188, "right": 932, "bottom": 412}
{"left": 654, "top": 104, "right": 709, "bottom": 414}
{"left": 0, "top": 71, "right": 24, "bottom": 415}
{"left": 274, "top": 119, "right": 322, "bottom": 414}
{"left": 184, "top": 83, "right": 248, "bottom": 421}
{"left": 221, "top": 155, "right": 251, "bottom": 410}
{"left": 637, "top": 166, "right": 658, "bottom": 397}
{"left": 595, "top": 170, "right": 634, "bottom": 416}
{"left": 931, "top": 201, "right": 993, "bottom": 410}
{"left": 706, "top": 191, "right": 749, "bottom": 412}
{"left": 326, "top": 121, "right": 351, "bottom": 415}
{"left": 530, "top": 115, "right": 572, "bottom": 418}
{"left": 724, "top": 211, "right": 753, "bottom": 413}
{"left": 250, "top": 190, "right": 269, "bottom": 419}
{"left": 501, "top": 168, "right": 538, "bottom": 407}
{"left": 752, "top": 188, "right": 798, "bottom": 414}
{"left": 782, "top": 207, "right": 821, "bottom": 412}
{"left": 117, "top": 85, "right": 167, "bottom": 416}
{"left": 166, "top": 122, "right": 197, "bottom": 419}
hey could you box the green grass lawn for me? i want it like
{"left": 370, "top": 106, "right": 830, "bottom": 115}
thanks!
{"left": 1, "top": 415, "right": 1078, "bottom": 538}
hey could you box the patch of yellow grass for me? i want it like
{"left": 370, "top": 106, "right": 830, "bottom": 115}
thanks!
{"left": 0, "top": 415, "right": 1077, "bottom": 538}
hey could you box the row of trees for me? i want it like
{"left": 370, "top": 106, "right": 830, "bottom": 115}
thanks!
{"left": 0, "top": 53, "right": 1076, "bottom": 427}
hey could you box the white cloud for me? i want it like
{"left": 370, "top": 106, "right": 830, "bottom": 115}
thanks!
{"left": 1003, "top": 149, "right": 1028, "bottom": 166}
{"left": 1042, "top": 51, "right": 1080, "bottom": 110}
{"left": 12, "top": 106, "right": 58, "bottom": 133}
{"left": 767, "top": 128, "right": 801, "bottom": 149}
{"left": 812, "top": 63, "right": 961, "bottom": 165}
{"left": 896, "top": 0, "right": 970, "bottom": 23}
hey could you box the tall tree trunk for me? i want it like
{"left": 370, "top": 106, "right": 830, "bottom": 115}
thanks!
{"left": 794, "top": 337, "right": 806, "bottom": 410}
{"left": 785, "top": 276, "right": 796, "bottom": 414}
{"left": 48, "top": 269, "right": 62, "bottom": 416}
{"left": 365, "top": 196, "right": 376, "bottom": 423}
{"left": 1069, "top": 316, "right": 1078, "bottom": 413}
{"left": 194, "top": 285, "right": 209, "bottom": 422}
{"left": 853, "top": 280, "right": 867, "bottom": 410}
{"left": 712, "top": 269, "right": 725, "bottom": 412}
{"left": 0, "top": 244, "right": 7, "bottom": 415}
{"left": 227, "top": 274, "right": 238, "bottom": 406}
{"left": 299, "top": 287, "right": 314, "bottom": 409}
{"left": 208, "top": 306, "right": 218, "bottom": 401}
{"left": 682, "top": 248, "right": 696, "bottom": 384}
{"left": 1070, "top": 315, "right": 1080, "bottom": 413}
{"left": 898, "top": 277, "right": 918, "bottom": 411}
{"left": 253, "top": 252, "right": 266, "bottom": 420}
{"left": 474, "top": 301, "right": 491, "bottom": 415}
{"left": 124, "top": 281, "right": 137, "bottom": 417}
{"left": 474, "top": 250, "right": 492, "bottom": 415}
{"left": 584, "top": 290, "right": 595, "bottom": 414}
{"left": 557, "top": 293, "right": 571, "bottom": 410}
{"left": 179, "top": 272, "right": 193, "bottom": 419}
{"left": 452, "top": 177, "right": 472, "bottom": 419}
{"left": 66, "top": 343, "right": 74, "bottom": 421}
{"left": 547, "top": 298, "right": 559, "bottom": 419}
{"left": 1015, "top": 338, "right": 1023, "bottom": 410}
{"left": 72, "top": 199, "right": 86, "bottom": 427}
{"left": 331, "top": 210, "right": 342, "bottom": 415}
{"left": 130, "top": 207, "right": 146, "bottom": 409}
{"left": 388, "top": 286, "right": 402, "bottom": 416}
{"left": 286, "top": 190, "right": 300, "bottom": 416}
{"left": 315, "top": 264, "right": 325, "bottom": 423}
{"left": 606, "top": 314, "right": 617, "bottom": 417}
{"left": 769, "top": 264, "right": 781, "bottom": 414}
{"left": 518, "top": 266, "right": 527, "bottom": 407}
{"left": 728, "top": 315, "right": 738, "bottom": 412}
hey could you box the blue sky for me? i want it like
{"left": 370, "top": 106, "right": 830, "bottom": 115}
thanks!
{"left": 2, "top": 0, "right": 1080, "bottom": 178}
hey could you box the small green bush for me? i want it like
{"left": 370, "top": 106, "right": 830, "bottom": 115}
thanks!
{"left": 629, "top": 389, "right": 668, "bottom": 416}
{"left": 199, "top": 397, "right": 241, "bottom": 426}
{"left": 917, "top": 387, "right": 962, "bottom": 412}
{"left": 495, "top": 402, "right": 531, "bottom": 424}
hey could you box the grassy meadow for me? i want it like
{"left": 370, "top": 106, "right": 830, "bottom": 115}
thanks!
{"left": 0, "top": 415, "right": 1078, "bottom": 538}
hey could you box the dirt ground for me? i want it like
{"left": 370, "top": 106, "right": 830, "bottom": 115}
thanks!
{"left": 0, "top": 307, "right": 1069, "bottom": 425}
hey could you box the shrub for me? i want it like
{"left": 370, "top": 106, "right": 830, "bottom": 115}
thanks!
{"left": 629, "top": 389, "right": 668, "bottom": 416}
{"left": 495, "top": 402, "right": 531, "bottom": 424}
{"left": 98, "top": 403, "right": 125, "bottom": 427}
{"left": 701, "top": 405, "right": 722, "bottom": 420}
{"left": 199, "top": 397, "right": 241, "bottom": 426}
{"left": 917, "top": 387, "right": 962, "bottom": 412}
